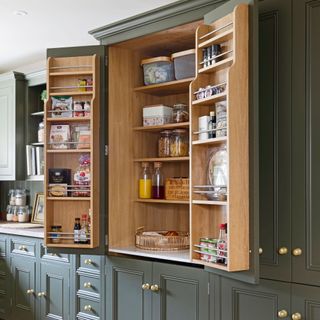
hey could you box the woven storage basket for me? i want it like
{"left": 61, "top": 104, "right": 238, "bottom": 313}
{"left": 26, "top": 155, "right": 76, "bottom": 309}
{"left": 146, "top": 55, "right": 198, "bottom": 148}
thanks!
{"left": 165, "top": 178, "right": 189, "bottom": 200}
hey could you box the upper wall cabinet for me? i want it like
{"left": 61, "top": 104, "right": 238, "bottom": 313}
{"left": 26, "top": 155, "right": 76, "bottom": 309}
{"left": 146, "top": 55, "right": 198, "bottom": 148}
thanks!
{"left": 0, "top": 72, "right": 26, "bottom": 181}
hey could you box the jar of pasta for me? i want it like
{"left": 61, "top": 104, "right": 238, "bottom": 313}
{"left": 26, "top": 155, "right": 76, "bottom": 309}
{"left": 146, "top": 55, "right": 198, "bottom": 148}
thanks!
{"left": 158, "top": 130, "right": 172, "bottom": 157}
{"left": 170, "top": 129, "right": 189, "bottom": 157}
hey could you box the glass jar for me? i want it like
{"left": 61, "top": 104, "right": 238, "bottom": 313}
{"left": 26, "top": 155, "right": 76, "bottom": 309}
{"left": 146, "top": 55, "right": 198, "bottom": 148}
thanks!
{"left": 51, "top": 225, "right": 62, "bottom": 243}
{"left": 15, "top": 189, "right": 27, "bottom": 206}
{"left": 8, "top": 189, "right": 16, "bottom": 205}
{"left": 38, "top": 121, "right": 45, "bottom": 143}
{"left": 172, "top": 104, "right": 189, "bottom": 123}
{"left": 158, "top": 130, "right": 172, "bottom": 157}
{"left": 17, "top": 206, "right": 29, "bottom": 223}
{"left": 6, "top": 205, "right": 14, "bottom": 222}
{"left": 170, "top": 129, "right": 189, "bottom": 157}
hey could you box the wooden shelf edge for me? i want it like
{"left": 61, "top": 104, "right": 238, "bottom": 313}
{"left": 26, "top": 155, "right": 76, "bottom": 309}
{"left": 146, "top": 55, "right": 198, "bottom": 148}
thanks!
{"left": 46, "top": 197, "right": 91, "bottom": 201}
{"left": 192, "top": 93, "right": 227, "bottom": 106}
{"left": 134, "top": 157, "right": 189, "bottom": 162}
{"left": 192, "top": 200, "right": 228, "bottom": 206}
{"left": 50, "top": 91, "right": 93, "bottom": 96}
{"left": 49, "top": 71, "right": 93, "bottom": 76}
{"left": 192, "top": 259, "right": 228, "bottom": 271}
{"left": 135, "top": 199, "right": 189, "bottom": 204}
{"left": 198, "top": 29, "right": 233, "bottom": 48}
{"left": 192, "top": 137, "right": 227, "bottom": 145}
{"left": 46, "top": 243, "right": 93, "bottom": 248}
{"left": 46, "top": 149, "right": 91, "bottom": 154}
{"left": 198, "top": 57, "right": 234, "bottom": 74}
{"left": 133, "top": 122, "right": 190, "bottom": 131}
{"left": 46, "top": 117, "right": 91, "bottom": 122}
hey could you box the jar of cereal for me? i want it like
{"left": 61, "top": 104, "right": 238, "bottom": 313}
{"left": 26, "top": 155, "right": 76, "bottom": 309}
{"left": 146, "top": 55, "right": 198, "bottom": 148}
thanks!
{"left": 170, "top": 129, "right": 189, "bottom": 157}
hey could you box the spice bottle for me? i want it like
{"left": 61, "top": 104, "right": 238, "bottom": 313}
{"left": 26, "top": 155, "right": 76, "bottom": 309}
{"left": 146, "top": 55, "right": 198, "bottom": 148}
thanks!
{"left": 80, "top": 214, "right": 89, "bottom": 244}
{"left": 139, "top": 162, "right": 152, "bottom": 199}
{"left": 208, "top": 111, "right": 216, "bottom": 139}
{"left": 152, "top": 162, "right": 164, "bottom": 199}
{"left": 158, "top": 130, "right": 171, "bottom": 157}
{"left": 38, "top": 121, "right": 45, "bottom": 143}
{"left": 74, "top": 218, "right": 81, "bottom": 244}
{"left": 217, "top": 223, "right": 227, "bottom": 264}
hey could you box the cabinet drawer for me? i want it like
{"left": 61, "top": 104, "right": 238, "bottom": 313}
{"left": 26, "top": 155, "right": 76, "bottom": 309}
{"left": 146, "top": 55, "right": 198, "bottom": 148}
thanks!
{"left": 40, "top": 245, "right": 70, "bottom": 263}
{"left": 79, "top": 255, "right": 101, "bottom": 274}
{"left": 0, "top": 237, "right": 7, "bottom": 258}
{"left": 77, "top": 274, "right": 101, "bottom": 298}
{"left": 77, "top": 297, "right": 100, "bottom": 320}
{"left": 10, "top": 238, "right": 37, "bottom": 257}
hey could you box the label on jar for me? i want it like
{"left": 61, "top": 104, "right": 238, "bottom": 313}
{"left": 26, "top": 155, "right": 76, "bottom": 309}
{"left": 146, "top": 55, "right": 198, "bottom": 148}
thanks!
{"left": 74, "top": 230, "right": 80, "bottom": 243}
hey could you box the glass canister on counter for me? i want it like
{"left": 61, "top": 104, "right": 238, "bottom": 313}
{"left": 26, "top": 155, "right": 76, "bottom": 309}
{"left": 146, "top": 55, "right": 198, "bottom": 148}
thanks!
{"left": 158, "top": 130, "right": 172, "bottom": 157}
{"left": 172, "top": 103, "right": 189, "bottom": 123}
{"left": 170, "top": 129, "right": 189, "bottom": 157}
{"left": 17, "top": 206, "right": 30, "bottom": 222}
{"left": 15, "top": 189, "right": 27, "bottom": 206}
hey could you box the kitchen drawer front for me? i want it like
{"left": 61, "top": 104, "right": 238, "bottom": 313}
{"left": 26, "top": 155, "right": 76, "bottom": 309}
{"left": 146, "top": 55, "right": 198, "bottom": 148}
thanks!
{"left": 0, "top": 237, "right": 7, "bottom": 258}
{"left": 77, "top": 273, "right": 101, "bottom": 298}
{"left": 10, "top": 237, "right": 37, "bottom": 257}
{"left": 77, "top": 296, "right": 100, "bottom": 320}
{"left": 40, "top": 244, "right": 70, "bottom": 263}
{"left": 79, "top": 255, "right": 101, "bottom": 274}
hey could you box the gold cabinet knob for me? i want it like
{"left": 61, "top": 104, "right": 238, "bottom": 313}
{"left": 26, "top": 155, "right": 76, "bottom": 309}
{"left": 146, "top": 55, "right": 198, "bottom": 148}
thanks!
{"left": 37, "top": 292, "right": 46, "bottom": 297}
{"left": 26, "top": 289, "right": 34, "bottom": 295}
{"left": 259, "top": 248, "right": 263, "bottom": 255}
{"left": 291, "top": 313, "right": 302, "bottom": 320}
{"left": 292, "top": 248, "right": 302, "bottom": 256}
{"left": 84, "top": 305, "right": 92, "bottom": 312}
{"left": 278, "top": 247, "right": 288, "bottom": 255}
{"left": 84, "top": 282, "right": 92, "bottom": 288}
{"left": 19, "top": 245, "right": 27, "bottom": 251}
{"left": 84, "top": 259, "right": 92, "bottom": 265}
{"left": 142, "top": 283, "right": 150, "bottom": 290}
{"left": 278, "top": 310, "right": 288, "bottom": 318}
{"left": 150, "top": 284, "right": 159, "bottom": 292}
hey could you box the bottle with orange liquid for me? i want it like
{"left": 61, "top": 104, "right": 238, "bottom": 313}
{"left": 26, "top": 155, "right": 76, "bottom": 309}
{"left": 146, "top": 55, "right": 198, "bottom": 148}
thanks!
{"left": 139, "top": 162, "right": 152, "bottom": 199}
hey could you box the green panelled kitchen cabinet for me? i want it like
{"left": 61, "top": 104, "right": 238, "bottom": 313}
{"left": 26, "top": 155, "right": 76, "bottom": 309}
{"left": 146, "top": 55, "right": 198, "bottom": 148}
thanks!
{"left": 0, "top": 236, "right": 9, "bottom": 320}
{"left": 106, "top": 256, "right": 209, "bottom": 320}
{"left": 0, "top": 72, "right": 25, "bottom": 181}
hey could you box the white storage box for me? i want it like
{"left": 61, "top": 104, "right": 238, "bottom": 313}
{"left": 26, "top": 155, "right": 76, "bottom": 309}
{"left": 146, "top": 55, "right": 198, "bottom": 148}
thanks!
{"left": 143, "top": 105, "right": 173, "bottom": 126}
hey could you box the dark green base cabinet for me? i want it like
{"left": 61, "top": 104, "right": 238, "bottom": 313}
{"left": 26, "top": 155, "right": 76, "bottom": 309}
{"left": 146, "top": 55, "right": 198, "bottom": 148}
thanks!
{"left": 106, "top": 256, "right": 209, "bottom": 320}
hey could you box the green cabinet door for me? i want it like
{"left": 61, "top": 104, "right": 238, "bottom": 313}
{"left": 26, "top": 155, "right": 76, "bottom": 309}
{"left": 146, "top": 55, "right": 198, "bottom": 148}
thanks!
{"left": 258, "top": 0, "right": 292, "bottom": 281}
{"left": 291, "top": 284, "right": 320, "bottom": 320}
{"left": 218, "top": 276, "right": 290, "bottom": 320}
{"left": 39, "top": 261, "right": 71, "bottom": 319}
{"left": 10, "top": 256, "right": 36, "bottom": 320}
{"left": 292, "top": 0, "right": 320, "bottom": 287}
{"left": 106, "top": 256, "right": 152, "bottom": 320}
{"left": 152, "top": 263, "right": 208, "bottom": 320}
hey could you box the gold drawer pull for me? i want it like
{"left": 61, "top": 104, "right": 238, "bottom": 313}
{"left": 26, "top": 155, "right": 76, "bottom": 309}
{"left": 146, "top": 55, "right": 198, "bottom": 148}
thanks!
{"left": 84, "top": 259, "right": 92, "bottom": 265}
{"left": 278, "top": 247, "right": 288, "bottom": 255}
{"left": 278, "top": 310, "right": 288, "bottom": 318}
{"left": 142, "top": 283, "right": 150, "bottom": 290}
{"left": 37, "top": 292, "right": 46, "bottom": 297}
{"left": 18, "top": 245, "right": 27, "bottom": 251}
{"left": 259, "top": 248, "right": 263, "bottom": 255}
{"left": 26, "top": 289, "right": 34, "bottom": 295}
{"left": 292, "top": 248, "right": 302, "bottom": 256}
{"left": 84, "top": 305, "right": 92, "bottom": 312}
{"left": 150, "top": 284, "right": 159, "bottom": 292}
{"left": 84, "top": 282, "right": 92, "bottom": 288}
{"left": 291, "top": 313, "right": 302, "bottom": 320}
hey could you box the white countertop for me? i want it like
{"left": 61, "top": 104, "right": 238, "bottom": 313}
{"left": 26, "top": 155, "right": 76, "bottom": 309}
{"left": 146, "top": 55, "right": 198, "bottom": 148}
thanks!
{"left": 0, "top": 223, "right": 44, "bottom": 238}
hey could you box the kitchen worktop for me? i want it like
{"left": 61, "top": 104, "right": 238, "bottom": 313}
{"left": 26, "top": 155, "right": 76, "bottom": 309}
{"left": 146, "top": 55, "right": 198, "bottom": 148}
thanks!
{"left": 0, "top": 222, "right": 44, "bottom": 238}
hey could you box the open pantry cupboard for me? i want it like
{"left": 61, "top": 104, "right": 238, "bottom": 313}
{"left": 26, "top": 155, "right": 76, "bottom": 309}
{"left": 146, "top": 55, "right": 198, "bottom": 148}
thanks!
{"left": 108, "top": 0, "right": 256, "bottom": 273}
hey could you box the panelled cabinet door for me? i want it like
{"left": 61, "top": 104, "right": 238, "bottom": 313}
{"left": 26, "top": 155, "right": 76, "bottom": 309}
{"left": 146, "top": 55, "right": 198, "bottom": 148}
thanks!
{"left": 219, "top": 277, "right": 291, "bottom": 320}
{"left": 291, "top": 284, "right": 320, "bottom": 320}
{"left": 10, "top": 256, "right": 36, "bottom": 320}
{"left": 39, "top": 261, "right": 71, "bottom": 319}
{"left": 152, "top": 262, "right": 209, "bottom": 320}
{"left": 106, "top": 257, "right": 152, "bottom": 320}
{"left": 258, "top": 0, "right": 292, "bottom": 281}
{"left": 292, "top": 0, "right": 320, "bottom": 286}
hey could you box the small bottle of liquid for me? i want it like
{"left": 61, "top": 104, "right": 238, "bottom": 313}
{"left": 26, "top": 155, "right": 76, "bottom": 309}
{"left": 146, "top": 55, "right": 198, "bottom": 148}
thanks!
{"left": 152, "top": 162, "right": 164, "bottom": 199}
{"left": 80, "top": 214, "right": 89, "bottom": 244}
{"left": 139, "top": 162, "right": 152, "bottom": 199}
{"left": 208, "top": 111, "right": 216, "bottom": 139}
{"left": 74, "top": 218, "right": 81, "bottom": 244}
{"left": 217, "top": 223, "right": 227, "bottom": 264}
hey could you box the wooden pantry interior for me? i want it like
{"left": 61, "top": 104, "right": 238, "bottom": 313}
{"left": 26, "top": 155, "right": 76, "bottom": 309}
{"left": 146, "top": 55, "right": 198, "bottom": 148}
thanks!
{"left": 108, "top": 3, "right": 249, "bottom": 272}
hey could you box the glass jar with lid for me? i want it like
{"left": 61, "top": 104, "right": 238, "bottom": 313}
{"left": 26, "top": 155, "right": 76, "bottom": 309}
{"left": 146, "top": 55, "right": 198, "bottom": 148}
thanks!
{"left": 17, "top": 206, "right": 30, "bottom": 223}
{"left": 8, "top": 189, "right": 16, "bottom": 205}
{"left": 15, "top": 189, "right": 27, "bottom": 206}
{"left": 6, "top": 205, "right": 14, "bottom": 221}
{"left": 172, "top": 104, "right": 189, "bottom": 123}
{"left": 158, "top": 130, "right": 172, "bottom": 157}
{"left": 170, "top": 129, "right": 189, "bottom": 157}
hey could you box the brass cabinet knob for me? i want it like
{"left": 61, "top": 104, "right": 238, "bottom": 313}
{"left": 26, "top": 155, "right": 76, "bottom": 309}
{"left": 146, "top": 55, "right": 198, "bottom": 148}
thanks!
{"left": 291, "top": 313, "right": 302, "bottom": 320}
{"left": 278, "top": 247, "right": 288, "bottom": 255}
{"left": 37, "top": 292, "right": 46, "bottom": 297}
{"left": 142, "top": 283, "right": 150, "bottom": 290}
{"left": 19, "top": 245, "right": 27, "bottom": 251}
{"left": 84, "top": 282, "right": 92, "bottom": 288}
{"left": 278, "top": 310, "right": 288, "bottom": 318}
{"left": 292, "top": 248, "right": 302, "bottom": 256}
{"left": 26, "top": 289, "right": 34, "bottom": 295}
{"left": 150, "top": 284, "right": 159, "bottom": 292}
{"left": 259, "top": 248, "right": 263, "bottom": 255}
{"left": 84, "top": 259, "right": 92, "bottom": 265}
{"left": 84, "top": 305, "right": 92, "bottom": 312}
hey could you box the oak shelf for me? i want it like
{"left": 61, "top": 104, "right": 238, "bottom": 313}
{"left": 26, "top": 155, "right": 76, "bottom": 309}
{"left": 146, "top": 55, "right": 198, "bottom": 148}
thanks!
{"left": 133, "top": 157, "right": 189, "bottom": 162}
{"left": 133, "top": 122, "right": 189, "bottom": 132}
{"left": 192, "top": 93, "right": 227, "bottom": 106}
{"left": 46, "top": 117, "right": 91, "bottom": 122}
{"left": 49, "top": 71, "right": 93, "bottom": 77}
{"left": 46, "top": 149, "right": 91, "bottom": 154}
{"left": 198, "top": 57, "right": 234, "bottom": 74}
{"left": 198, "top": 28, "right": 233, "bottom": 48}
{"left": 192, "top": 137, "right": 227, "bottom": 145}
{"left": 135, "top": 199, "right": 189, "bottom": 205}
{"left": 49, "top": 91, "right": 93, "bottom": 96}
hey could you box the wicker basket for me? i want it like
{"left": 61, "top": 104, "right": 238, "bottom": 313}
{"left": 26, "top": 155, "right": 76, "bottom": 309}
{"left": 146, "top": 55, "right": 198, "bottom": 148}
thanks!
{"left": 135, "top": 228, "right": 189, "bottom": 251}
{"left": 165, "top": 178, "right": 189, "bottom": 200}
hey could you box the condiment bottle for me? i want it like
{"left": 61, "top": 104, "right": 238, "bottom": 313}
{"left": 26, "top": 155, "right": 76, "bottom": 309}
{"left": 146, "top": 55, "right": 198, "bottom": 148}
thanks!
{"left": 152, "top": 162, "right": 164, "bottom": 199}
{"left": 139, "top": 162, "right": 152, "bottom": 199}
{"left": 217, "top": 223, "right": 227, "bottom": 264}
{"left": 74, "top": 218, "right": 81, "bottom": 244}
{"left": 80, "top": 214, "right": 89, "bottom": 244}
{"left": 38, "top": 121, "right": 45, "bottom": 143}
{"left": 208, "top": 111, "right": 216, "bottom": 139}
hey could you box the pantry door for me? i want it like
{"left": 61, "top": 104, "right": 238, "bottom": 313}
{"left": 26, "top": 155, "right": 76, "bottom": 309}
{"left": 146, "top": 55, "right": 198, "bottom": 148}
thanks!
{"left": 202, "top": 0, "right": 259, "bottom": 283}
{"left": 46, "top": 45, "right": 107, "bottom": 254}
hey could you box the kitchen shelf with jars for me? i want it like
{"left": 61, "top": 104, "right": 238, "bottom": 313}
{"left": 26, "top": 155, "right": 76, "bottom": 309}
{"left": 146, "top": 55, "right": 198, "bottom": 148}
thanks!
{"left": 108, "top": 4, "right": 250, "bottom": 270}
{"left": 44, "top": 54, "right": 100, "bottom": 248}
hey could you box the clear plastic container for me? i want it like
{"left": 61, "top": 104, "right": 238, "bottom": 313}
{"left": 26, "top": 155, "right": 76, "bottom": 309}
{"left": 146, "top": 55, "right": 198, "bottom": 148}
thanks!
{"left": 17, "top": 206, "right": 30, "bottom": 222}
{"left": 172, "top": 104, "right": 189, "bottom": 123}
{"left": 171, "top": 49, "right": 195, "bottom": 80}
{"left": 170, "top": 129, "right": 189, "bottom": 157}
{"left": 141, "top": 57, "right": 174, "bottom": 85}
{"left": 158, "top": 130, "right": 172, "bottom": 157}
